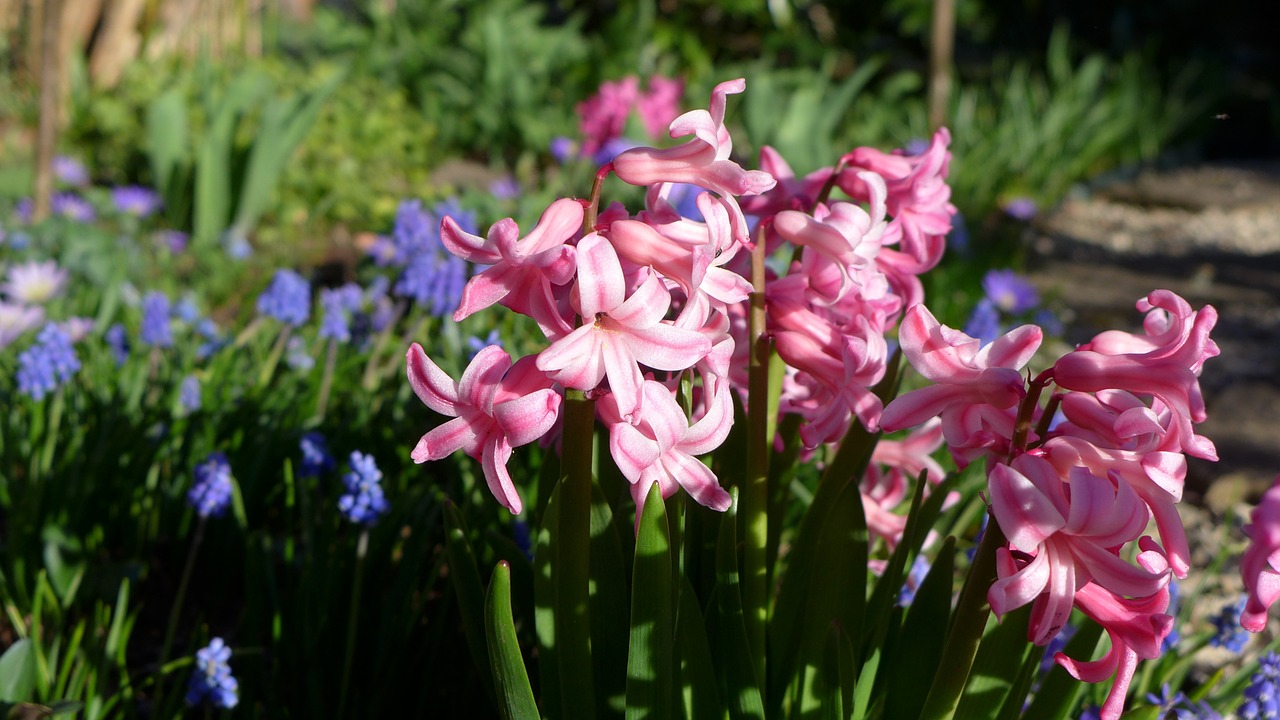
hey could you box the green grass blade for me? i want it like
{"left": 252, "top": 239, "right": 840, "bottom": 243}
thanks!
{"left": 486, "top": 561, "right": 539, "bottom": 720}
{"left": 715, "top": 490, "right": 765, "bottom": 720}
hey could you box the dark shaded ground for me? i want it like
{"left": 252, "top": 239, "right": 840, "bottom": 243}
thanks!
{"left": 1026, "top": 161, "right": 1280, "bottom": 506}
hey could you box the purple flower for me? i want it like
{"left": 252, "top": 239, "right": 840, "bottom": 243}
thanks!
{"left": 187, "top": 452, "right": 233, "bottom": 518}
{"left": 982, "top": 269, "right": 1039, "bottom": 314}
{"left": 157, "top": 230, "right": 189, "bottom": 254}
{"left": 299, "top": 432, "right": 336, "bottom": 478}
{"left": 395, "top": 252, "right": 468, "bottom": 318}
{"left": 1003, "top": 197, "right": 1038, "bottom": 221}
{"left": 490, "top": 176, "right": 520, "bottom": 200}
{"left": 104, "top": 323, "right": 129, "bottom": 365}
{"left": 338, "top": 451, "right": 389, "bottom": 525}
{"left": 593, "top": 136, "right": 641, "bottom": 165}
{"left": 178, "top": 374, "right": 202, "bottom": 414}
{"left": 53, "top": 156, "right": 89, "bottom": 187}
{"left": 550, "top": 136, "right": 578, "bottom": 163}
{"left": 256, "top": 269, "right": 311, "bottom": 326}
{"left": 185, "top": 637, "right": 238, "bottom": 709}
{"left": 140, "top": 291, "right": 173, "bottom": 347}
{"left": 902, "top": 138, "right": 930, "bottom": 156}
{"left": 51, "top": 193, "right": 95, "bottom": 223}
{"left": 946, "top": 210, "right": 970, "bottom": 255}
{"left": 16, "top": 323, "right": 80, "bottom": 400}
{"left": 1239, "top": 652, "right": 1280, "bottom": 720}
{"left": 1033, "top": 309, "right": 1064, "bottom": 337}
{"left": 466, "top": 329, "right": 502, "bottom": 358}
{"left": 897, "top": 554, "right": 932, "bottom": 607}
{"left": 195, "top": 318, "right": 226, "bottom": 360}
{"left": 111, "top": 185, "right": 162, "bottom": 218}
{"left": 223, "top": 230, "right": 253, "bottom": 259}
{"left": 1209, "top": 597, "right": 1250, "bottom": 652}
{"left": 963, "top": 298, "right": 1001, "bottom": 345}
{"left": 318, "top": 284, "right": 363, "bottom": 343}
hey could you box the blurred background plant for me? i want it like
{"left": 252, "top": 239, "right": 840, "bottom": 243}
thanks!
{"left": 0, "top": 0, "right": 1273, "bottom": 717}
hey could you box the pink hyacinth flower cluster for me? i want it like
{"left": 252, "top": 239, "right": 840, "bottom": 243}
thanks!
{"left": 1240, "top": 476, "right": 1280, "bottom": 633}
{"left": 576, "top": 75, "right": 686, "bottom": 157}
{"left": 408, "top": 78, "right": 958, "bottom": 524}
{"left": 881, "top": 290, "right": 1219, "bottom": 720}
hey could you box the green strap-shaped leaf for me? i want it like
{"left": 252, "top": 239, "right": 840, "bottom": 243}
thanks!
{"left": 715, "top": 490, "right": 765, "bottom": 720}
{"left": 0, "top": 638, "right": 36, "bottom": 701}
{"left": 884, "top": 536, "right": 956, "bottom": 720}
{"left": 676, "top": 576, "right": 723, "bottom": 719}
{"left": 953, "top": 603, "right": 1034, "bottom": 720}
{"left": 626, "top": 483, "right": 674, "bottom": 720}
{"left": 486, "top": 561, "right": 539, "bottom": 720}
{"left": 533, "top": 483, "right": 563, "bottom": 719}
{"left": 589, "top": 478, "right": 629, "bottom": 718}
{"left": 444, "top": 502, "right": 495, "bottom": 703}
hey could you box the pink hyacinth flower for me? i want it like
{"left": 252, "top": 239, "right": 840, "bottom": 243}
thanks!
{"left": 535, "top": 232, "right": 711, "bottom": 423}
{"left": 603, "top": 378, "right": 734, "bottom": 527}
{"left": 637, "top": 75, "right": 685, "bottom": 139}
{"left": 577, "top": 76, "right": 640, "bottom": 157}
{"left": 988, "top": 454, "right": 1166, "bottom": 645}
{"left": 441, "top": 198, "right": 583, "bottom": 339}
{"left": 880, "top": 304, "right": 1041, "bottom": 433}
{"left": 407, "top": 344, "right": 562, "bottom": 514}
{"left": 838, "top": 128, "right": 955, "bottom": 273}
{"left": 1241, "top": 476, "right": 1280, "bottom": 632}
{"left": 739, "top": 145, "right": 832, "bottom": 217}
{"left": 612, "top": 79, "right": 776, "bottom": 244}
{"left": 1054, "top": 581, "right": 1174, "bottom": 720}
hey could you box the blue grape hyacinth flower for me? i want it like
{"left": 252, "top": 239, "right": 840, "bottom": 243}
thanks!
{"left": 338, "top": 451, "right": 389, "bottom": 526}
{"left": 185, "top": 637, "right": 238, "bottom": 709}
{"left": 256, "top": 269, "right": 311, "bottom": 326}
{"left": 140, "top": 291, "right": 173, "bottom": 347}
{"left": 16, "top": 323, "right": 80, "bottom": 400}
{"left": 187, "top": 452, "right": 234, "bottom": 518}
{"left": 299, "top": 432, "right": 336, "bottom": 478}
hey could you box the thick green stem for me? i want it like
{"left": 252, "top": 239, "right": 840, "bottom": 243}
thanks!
{"left": 558, "top": 389, "right": 597, "bottom": 718}
{"left": 743, "top": 223, "right": 770, "bottom": 695}
{"left": 917, "top": 515, "right": 1007, "bottom": 720}
{"left": 337, "top": 528, "right": 369, "bottom": 719}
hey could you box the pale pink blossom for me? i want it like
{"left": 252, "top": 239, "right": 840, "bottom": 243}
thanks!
{"left": 441, "top": 198, "right": 582, "bottom": 339}
{"left": 3, "top": 260, "right": 68, "bottom": 304}
{"left": 577, "top": 76, "right": 640, "bottom": 157}
{"left": 838, "top": 128, "right": 955, "bottom": 273}
{"left": 879, "top": 304, "right": 1041, "bottom": 440}
{"left": 862, "top": 419, "right": 946, "bottom": 549}
{"left": 1241, "top": 476, "right": 1280, "bottom": 632}
{"left": 612, "top": 79, "right": 776, "bottom": 244}
{"left": 636, "top": 75, "right": 684, "bottom": 139}
{"left": 739, "top": 145, "right": 832, "bottom": 217}
{"left": 534, "top": 233, "right": 710, "bottom": 423}
{"left": 602, "top": 378, "right": 733, "bottom": 526}
{"left": 987, "top": 454, "right": 1167, "bottom": 646}
{"left": 1054, "top": 581, "right": 1174, "bottom": 720}
{"left": 407, "top": 344, "right": 562, "bottom": 514}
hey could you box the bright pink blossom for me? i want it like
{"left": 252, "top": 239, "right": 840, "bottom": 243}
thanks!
{"left": 1054, "top": 581, "right": 1174, "bottom": 720}
{"left": 636, "top": 75, "right": 684, "bottom": 139}
{"left": 838, "top": 128, "right": 955, "bottom": 273}
{"left": 534, "top": 233, "right": 710, "bottom": 422}
{"left": 578, "top": 76, "right": 640, "bottom": 156}
{"left": 988, "top": 454, "right": 1167, "bottom": 645}
{"left": 407, "top": 344, "right": 562, "bottom": 514}
{"left": 880, "top": 304, "right": 1041, "bottom": 439}
{"left": 441, "top": 198, "right": 583, "bottom": 338}
{"left": 1241, "top": 476, "right": 1280, "bottom": 632}
{"left": 602, "top": 379, "right": 734, "bottom": 526}
{"left": 612, "top": 79, "right": 776, "bottom": 244}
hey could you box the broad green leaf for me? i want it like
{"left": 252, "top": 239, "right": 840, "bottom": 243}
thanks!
{"left": 954, "top": 603, "right": 1035, "bottom": 719}
{"left": 884, "top": 537, "right": 955, "bottom": 720}
{"left": 626, "top": 483, "right": 673, "bottom": 720}
{"left": 589, "top": 478, "right": 629, "bottom": 718}
{"left": 485, "top": 562, "right": 539, "bottom": 720}
{"left": 0, "top": 638, "right": 36, "bottom": 701}
{"left": 534, "top": 482, "right": 563, "bottom": 719}
{"left": 676, "top": 576, "right": 722, "bottom": 720}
